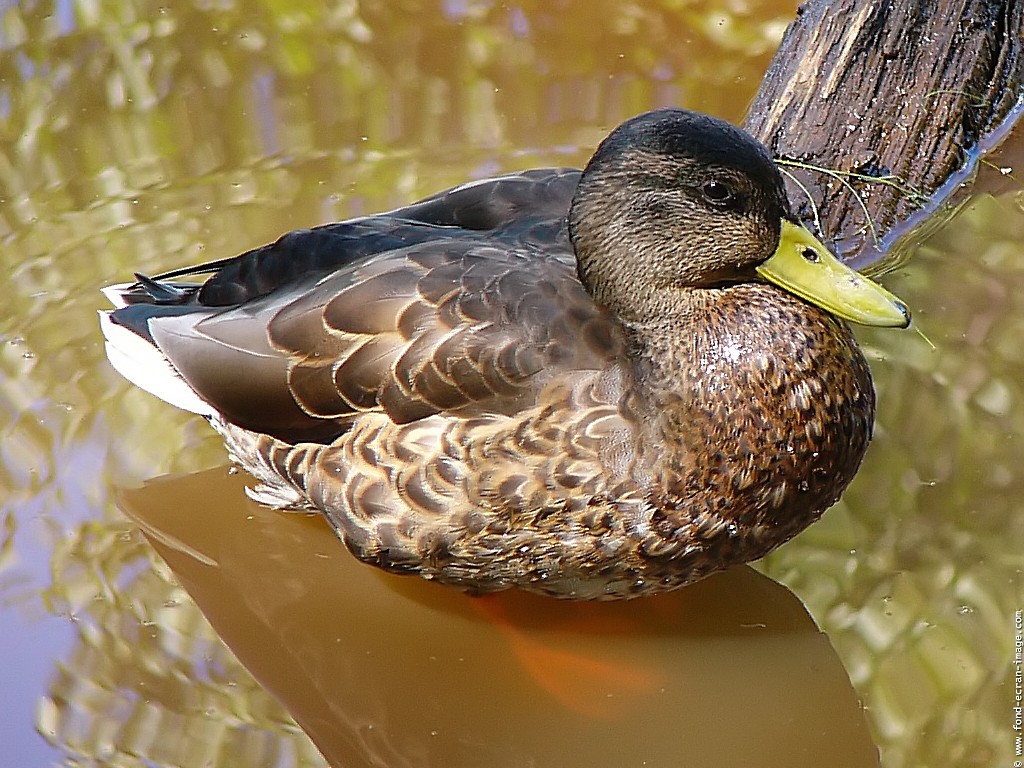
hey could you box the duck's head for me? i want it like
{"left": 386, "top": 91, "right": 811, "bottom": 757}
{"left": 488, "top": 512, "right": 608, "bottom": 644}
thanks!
{"left": 568, "top": 108, "right": 910, "bottom": 328}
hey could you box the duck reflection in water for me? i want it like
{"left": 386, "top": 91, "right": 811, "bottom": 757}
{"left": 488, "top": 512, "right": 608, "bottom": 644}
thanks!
{"left": 110, "top": 467, "right": 881, "bottom": 768}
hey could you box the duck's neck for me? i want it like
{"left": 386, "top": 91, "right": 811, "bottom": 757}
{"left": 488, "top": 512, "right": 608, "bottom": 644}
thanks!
{"left": 622, "top": 283, "right": 876, "bottom": 548}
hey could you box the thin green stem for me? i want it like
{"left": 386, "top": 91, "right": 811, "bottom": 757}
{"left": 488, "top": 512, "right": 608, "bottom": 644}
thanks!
{"left": 777, "top": 165, "right": 823, "bottom": 234}
{"left": 776, "top": 158, "right": 883, "bottom": 247}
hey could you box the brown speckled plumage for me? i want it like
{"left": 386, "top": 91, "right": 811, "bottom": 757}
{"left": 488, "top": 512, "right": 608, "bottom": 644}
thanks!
{"left": 102, "top": 108, "right": 888, "bottom": 599}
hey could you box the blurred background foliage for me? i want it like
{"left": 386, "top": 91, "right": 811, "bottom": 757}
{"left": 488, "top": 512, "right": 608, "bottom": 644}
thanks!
{"left": 0, "top": 0, "right": 1021, "bottom": 766}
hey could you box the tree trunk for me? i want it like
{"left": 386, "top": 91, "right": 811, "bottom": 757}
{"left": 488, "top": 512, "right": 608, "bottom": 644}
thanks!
{"left": 745, "top": 0, "right": 1024, "bottom": 270}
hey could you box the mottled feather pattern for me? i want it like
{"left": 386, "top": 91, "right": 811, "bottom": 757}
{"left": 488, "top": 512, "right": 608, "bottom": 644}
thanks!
{"left": 215, "top": 284, "right": 874, "bottom": 599}
{"left": 628, "top": 287, "right": 875, "bottom": 563}
{"left": 218, "top": 363, "right": 651, "bottom": 597}
{"left": 258, "top": 240, "right": 617, "bottom": 426}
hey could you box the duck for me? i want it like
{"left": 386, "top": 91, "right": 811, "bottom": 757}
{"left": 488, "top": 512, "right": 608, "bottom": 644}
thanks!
{"left": 100, "top": 108, "right": 910, "bottom": 599}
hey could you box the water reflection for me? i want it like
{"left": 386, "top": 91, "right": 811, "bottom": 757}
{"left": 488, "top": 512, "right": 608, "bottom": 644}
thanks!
{"left": 34, "top": 513, "right": 320, "bottom": 766}
{"left": 104, "top": 467, "right": 878, "bottom": 768}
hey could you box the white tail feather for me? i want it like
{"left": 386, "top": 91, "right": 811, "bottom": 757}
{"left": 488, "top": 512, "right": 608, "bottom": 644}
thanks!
{"left": 99, "top": 310, "right": 215, "bottom": 417}
{"left": 101, "top": 282, "right": 137, "bottom": 309}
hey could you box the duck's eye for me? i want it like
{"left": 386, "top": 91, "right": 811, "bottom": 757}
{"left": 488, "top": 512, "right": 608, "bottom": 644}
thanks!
{"left": 700, "top": 180, "right": 735, "bottom": 206}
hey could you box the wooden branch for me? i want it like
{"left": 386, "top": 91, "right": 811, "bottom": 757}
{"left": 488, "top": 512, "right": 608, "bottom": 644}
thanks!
{"left": 745, "top": 0, "right": 1024, "bottom": 269}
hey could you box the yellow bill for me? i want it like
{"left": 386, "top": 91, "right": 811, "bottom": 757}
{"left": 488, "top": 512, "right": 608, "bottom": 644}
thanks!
{"left": 756, "top": 220, "right": 911, "bottom": 328}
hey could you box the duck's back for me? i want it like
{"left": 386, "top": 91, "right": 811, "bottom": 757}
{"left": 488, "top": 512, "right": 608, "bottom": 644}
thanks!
{"left": 102, "top": 168, "right": 622, "bottom": 445}
{"left": 167, "top": 168, "right": 581, "bottom": 307}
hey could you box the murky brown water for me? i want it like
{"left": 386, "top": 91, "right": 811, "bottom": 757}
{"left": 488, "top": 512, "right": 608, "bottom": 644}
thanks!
{"left": 1, "top": 2, "right": 1021, "bottom": 767}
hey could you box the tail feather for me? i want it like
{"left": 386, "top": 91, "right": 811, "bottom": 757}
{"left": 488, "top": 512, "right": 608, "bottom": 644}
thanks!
{"left": 99, "top": 309, "right": 215, "bottom": 417}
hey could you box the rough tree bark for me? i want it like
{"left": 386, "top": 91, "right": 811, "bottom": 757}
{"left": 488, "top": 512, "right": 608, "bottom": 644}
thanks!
{"left": 745, "top": 0, "right": 1024, "bottom": 270}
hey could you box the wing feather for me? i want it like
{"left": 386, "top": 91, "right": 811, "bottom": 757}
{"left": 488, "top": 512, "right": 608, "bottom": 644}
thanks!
{"left": 109, "top": 168, "right": 620, "bottom": 444}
